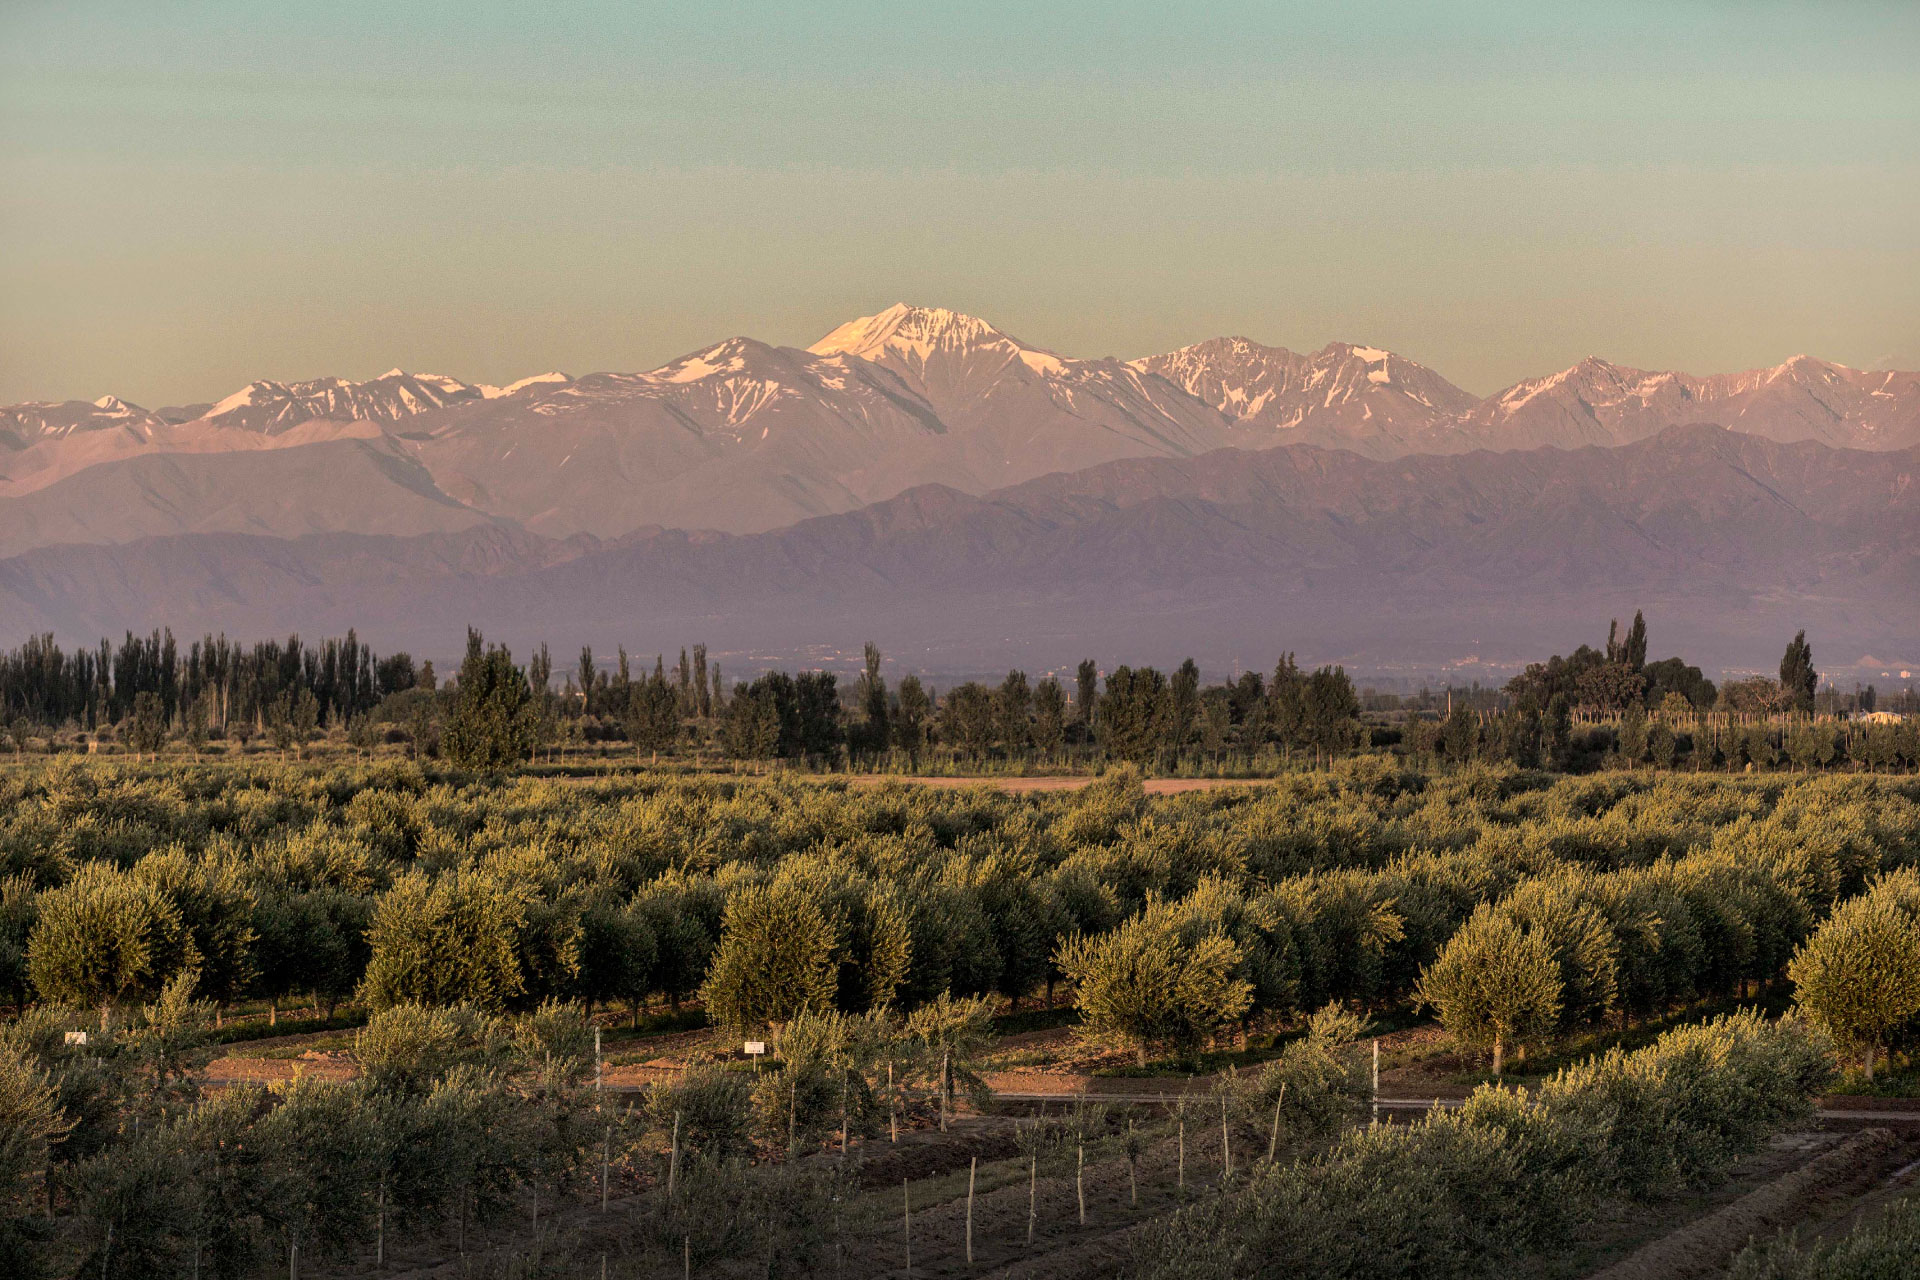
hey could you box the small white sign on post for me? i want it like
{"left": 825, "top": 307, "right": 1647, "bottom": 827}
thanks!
{"left": 743, "top": 1041, "right": 766, "bottom": 1057}
{"left": 64, "top": 1031, "right": 88, "bottom": 1046}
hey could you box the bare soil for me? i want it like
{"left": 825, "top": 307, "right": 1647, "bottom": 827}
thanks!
{"left": 1586, "top": 1128, "right": 1915, "bottom": 1280}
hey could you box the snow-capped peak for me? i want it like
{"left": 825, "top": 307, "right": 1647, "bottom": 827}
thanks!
{"left": 208, "top": 381, "right": 271, "bottom": 416}
{"left": 481, "top": 371, "right": 572, "bottom": 398}
{"left": 196, "top": 369, "right": 486, "bottom": 433}
{"left": 644, "top": 338, "right": 774, "bottom": 385}
{"left": 808, "top": 303, "right": 1065, "bottom": 374}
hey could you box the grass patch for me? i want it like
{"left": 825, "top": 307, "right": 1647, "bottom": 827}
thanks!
{"left": 207, "top": 1009, "right": 368, "bottom": 1047}
{"left": 1094, "top": 1005, "right": 1428, "bottom": 1078}
{"left": 1440, "top": 990, "right": 1798, "bottom": 1088}
{"left": 990, "top": 1005, "right": 1079, "bottom": 1036}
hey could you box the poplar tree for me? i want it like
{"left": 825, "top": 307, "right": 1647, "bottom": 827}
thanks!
{"left": 996, "top": 670, "right": 1032, "bottom": 756}
{"left": 1624, "top": 609, "right": 1648, "bottom": 671}
{"left": 442, "top": 630, "right": 535, "bottom": 770}
{"left": 1779, "top": 631, "right": 1817, "bottom": 713}
{"left": 692, "top": 643, "right": 711, "bottom": 718}
{"left": 1075, "top": 660, "right": 1098, "bottom": 733}
{"left": 893, "top": 676, "right": 931, "bottom": 766}
{"left": 858, "top": 642, "right": 889, "bottom": 761}
{"left": 1169, "top": 658, "right": 1200, "bottom": 751}
{"left": 1032, "top": 677, "right": 1067, "bottom": 757}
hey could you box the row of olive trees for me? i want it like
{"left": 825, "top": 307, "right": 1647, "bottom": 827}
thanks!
{"left": 15, "top": 767, "right": 1902, "bottom": 1079}
{"left": 0, "top": 988, "right": 1015, "bottom": 1280}
{"left": 1129, "top": 1012, "right": 1835, "bottom": 1280}
{"left": 3, "top": 989, "right": 841, "bottom": 1280}
{"left": 1058, "top": 767, "right": 1908, "bottom": 1074}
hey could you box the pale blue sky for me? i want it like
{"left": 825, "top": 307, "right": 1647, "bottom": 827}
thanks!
{"left": 3, "top": 1, "right": 1916, "bottom": 404}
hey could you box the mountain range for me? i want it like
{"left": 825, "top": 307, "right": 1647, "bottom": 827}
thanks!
{"left": 5, "top": 305, "right": 1915, "bottom": 544}
{"left": 3, "top": 305, "right": 1916, "bottom": 673}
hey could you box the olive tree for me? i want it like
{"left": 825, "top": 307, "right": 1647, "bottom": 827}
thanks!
{"left": 701, "top": 882, "right": 840, "bottom": 1032}
{"left": 358, "top": 871, "right": 525, "bottom": 1012}
{"left": 1055, "top": 906, "right": 1253, "bottom": 1066}
{"left": 1788, "top": 887, "right": 1920, "bottom": 1079}
{"left": 1417, "top": 905, "right": 1562, "bottom": 1076}
{"left": 28, "top": 863, "right": 199, "bottom": 1028}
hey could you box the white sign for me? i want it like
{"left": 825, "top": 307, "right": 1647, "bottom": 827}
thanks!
{"left": 743, "top": 1040, "right": 766, "bottom": 1056}
{"left": 64, "top": 1031, "right": 88, "bottom": 1046}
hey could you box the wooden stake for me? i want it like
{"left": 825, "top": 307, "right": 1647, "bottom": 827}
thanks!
{"left": 889, "top": 1061, "right": 897, "bottom": 1143}
{"left": 376, "top": 1174, "right": 386, "bottom": 1268}
{"left": 669, "top": 1110, "right": 682, "bottom": 1197}
{"left": 1128, "top": 1118, "right": 1138, "bottom": 1206}
{"left": 1220, "top": 1095, "right": 1232, "bottom": 1181}
{"left": 1268, "top": 1084, "right": 1286, "bottom": 1163}
{"left": 602, "top": 1125, "right": 611, "bottom": 1212}
{"left": 902, "top": 1178, "right": 912, "bottom": 1278}
{"left": 1077, "top": 1143, "right": 1086, "bottom": 1225}
{"left": 1027, "top": 1154, "right": 1037, "bottom": 1245}
{"left": 966, "top": 1156, "right": 976, "bottom": 1264}
{"left": 1177, "top": 1106, "right": 1186, "bottom": 1192}
{"left": 1372, "top": 1038, "right": 1380, "bottom": 1124}
{"left": 684, "top": 1235, "right": 690, "bottom": 1280}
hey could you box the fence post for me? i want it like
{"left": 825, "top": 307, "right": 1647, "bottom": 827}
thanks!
{"left": 903, "top": 1178, "right": 912, "bottom": 1278}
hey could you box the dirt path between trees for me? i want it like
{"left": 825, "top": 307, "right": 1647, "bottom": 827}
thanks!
{"left": 846, "top": 775, "right": 1278, "bottom": 794}
{"left": 1589, "top": 1128, "right": 1914, "bottom": 1280}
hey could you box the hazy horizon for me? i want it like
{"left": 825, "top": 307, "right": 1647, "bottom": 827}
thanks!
{"left": 4, "top": 0, "right": 1917, "bottom": 406}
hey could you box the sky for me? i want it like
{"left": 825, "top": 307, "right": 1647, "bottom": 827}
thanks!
{"left": 2, "top": 0, "right": 1917, "bottom": 406}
